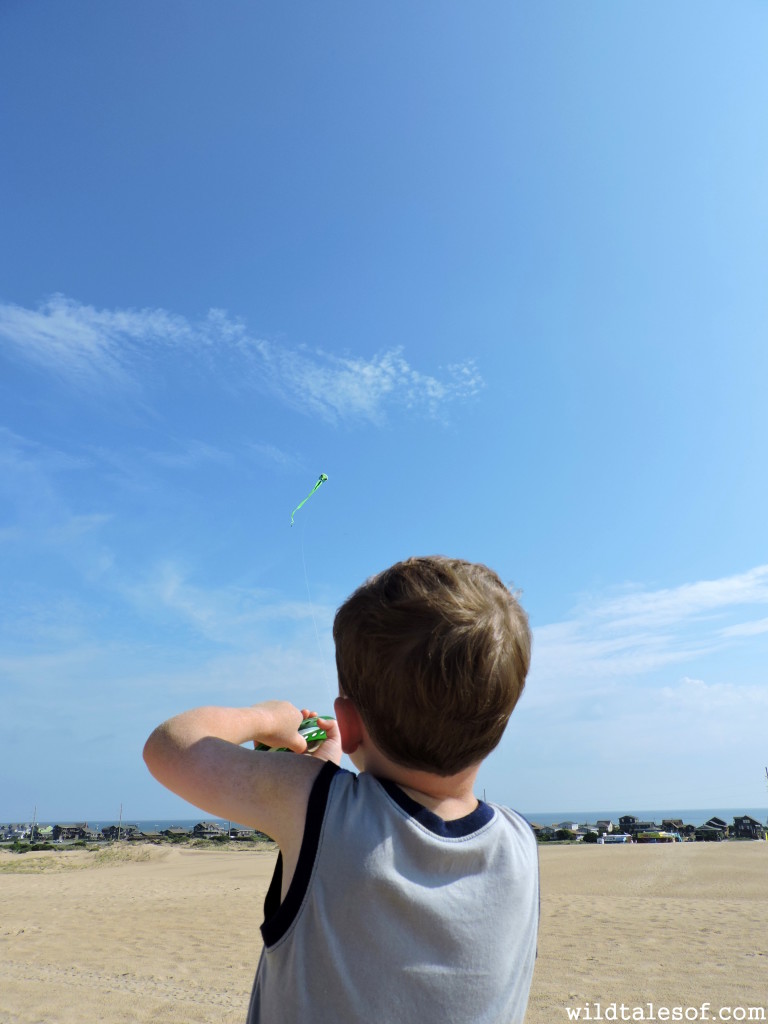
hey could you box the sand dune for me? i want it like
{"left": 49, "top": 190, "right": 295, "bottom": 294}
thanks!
{"left": 1, "top": 841, "right": 766, "bottom": 1023}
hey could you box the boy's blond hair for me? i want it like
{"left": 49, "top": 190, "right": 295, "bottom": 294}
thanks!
{"left": 333, "top": 555, "right": 531, "bottom": 776}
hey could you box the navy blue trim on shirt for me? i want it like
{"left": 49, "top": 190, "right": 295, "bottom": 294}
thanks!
{"left": 261, "top": 759, "right": 342, "bottom": 948}
{"left": 376, "top": 777, "right": 495, "bottom": 837}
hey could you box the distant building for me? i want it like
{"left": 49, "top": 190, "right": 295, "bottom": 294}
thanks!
{"left": 52, "top": 824, "right": 91, "bottom": 841}
{"left": 193, "top": 822, "right": 226, "bottom": 839}
{"left": 703, "top": 817, "right": 729, "bottom": 836}
{"left": 694, "top": 824, "right": 725, "bottom": 842}
{"left": 229, "top": 827, "right": 256, "bottom": 840}
{"left": 661, "top": 819, "right": 695, "bottom": 839}
{"left": 732, "top": 815, "right": 766, "bottom": 840}
{"left": 3, "top": 824, "right": 32, "bottom": 839}
{"left": 101, "top": 825, "right": 138, "bottom": 840}
{"left": 618, "top": 817, "right": 660, "bottom": 837}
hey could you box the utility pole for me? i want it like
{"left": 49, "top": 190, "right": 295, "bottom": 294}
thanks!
{"left": 117, "top": 802, "right": 123, "bottom": 843}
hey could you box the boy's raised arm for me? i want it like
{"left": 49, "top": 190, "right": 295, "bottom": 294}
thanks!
{"left": 142, "top": 700, "right": 341, "bottom": 851}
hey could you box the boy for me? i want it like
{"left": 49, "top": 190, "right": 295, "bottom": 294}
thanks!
{"left": 143, "top": 555, "right": 538, "bottom": 1023}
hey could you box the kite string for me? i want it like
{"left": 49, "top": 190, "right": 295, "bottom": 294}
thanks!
{"left": 300, "top": 522, "right": 336, "bottom": 706}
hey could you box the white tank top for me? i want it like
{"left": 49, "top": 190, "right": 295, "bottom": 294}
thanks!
{"left": 247, "top": 761, "right": 539, "bottom": 1023}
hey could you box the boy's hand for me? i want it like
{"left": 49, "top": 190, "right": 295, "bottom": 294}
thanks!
{"left": 250, "top": 700, "right": 311, "bottom": 753}
{"left": 299, "top": 708, "right": 342, "bottom": 766}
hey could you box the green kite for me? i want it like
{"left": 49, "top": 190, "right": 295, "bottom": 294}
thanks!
{"left": 290, "top": 473, "right": 328, "bottom": 526}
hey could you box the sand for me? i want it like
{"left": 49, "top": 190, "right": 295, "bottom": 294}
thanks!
{"left": 529, "top": 842, "right": 768, "bottom": 1023}
{"left": 1, "top": 841, "right": 766, "bottom": 1023}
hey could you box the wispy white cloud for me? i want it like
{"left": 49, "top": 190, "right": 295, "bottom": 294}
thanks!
{"left": 720, "top": 616, "right": 768, "bottom": 638}
{"left": 528, "top": 564, "right": 768, "bottom": 706}
{"left": 252, "top": 343, "right": 483, "bottom": 424}
{"left": 0, "top": 295, "right": 191, "bottom": 391}
{"left": 121, "top": 562, "right": 336, "bottom": 647}
{"left": 575, "top": 565, "right": 768, "bottom": 632}
{"left": 0, "top": 294, "right": 483, "bottom": 424}
{"left": 660, "top": 675, "right": 768, "bottom": 713}
{"left": 509, "top": 575, "right": 768, "bottom": 805}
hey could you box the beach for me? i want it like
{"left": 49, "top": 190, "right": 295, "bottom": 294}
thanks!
{"left": 1, "top": 841, "right": 766, "bottom": 1023}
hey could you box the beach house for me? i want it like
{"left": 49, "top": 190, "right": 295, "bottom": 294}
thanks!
{"left": 52, "top": 823, "right": 88, "bottom": 841}
{"left": 101, "top": 825, "right": 138, "bottom": 840}
{"left": 193, "top": 822, "right": 226, "bottom": 839}
{"left": 128, "top": 830, "right": 163, "bottom": 842}
{"left": 732, "top": 815, "right": 766, "bottom": 840}
{"left": 694, "top": 817, "right": 729, "bottom": 841}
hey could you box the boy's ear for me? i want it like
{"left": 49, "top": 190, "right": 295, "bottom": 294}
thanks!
{"left": 333, "top": 695, "right": 364, "bottom": 755}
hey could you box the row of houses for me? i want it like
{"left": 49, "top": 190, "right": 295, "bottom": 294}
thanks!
{"left": 530, "top": 813, "right": 767, "bottom": 842}
{"left": 0, "top": 821, "right": 268, "bottom": 843}
{"left": 6, "top": 812, "right": 766, "bottom": 845}
{"left": 618, "top": 814, "right": 767, "bottom": 841}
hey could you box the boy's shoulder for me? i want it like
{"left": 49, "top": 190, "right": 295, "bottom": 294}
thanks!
{"left": 317, "top": 764, "right": 536, "bottom": 860}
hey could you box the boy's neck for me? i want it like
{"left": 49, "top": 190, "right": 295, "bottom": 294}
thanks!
{"left": 396, "top": 776, "right": 480, "bottom": 821}
{"left": 357, "top": 748, "right": 481, "bottom": 821}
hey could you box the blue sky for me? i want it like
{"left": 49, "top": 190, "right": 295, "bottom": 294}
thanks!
{"left": 2, "top": 2, "right": 768, "bottom": 821}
